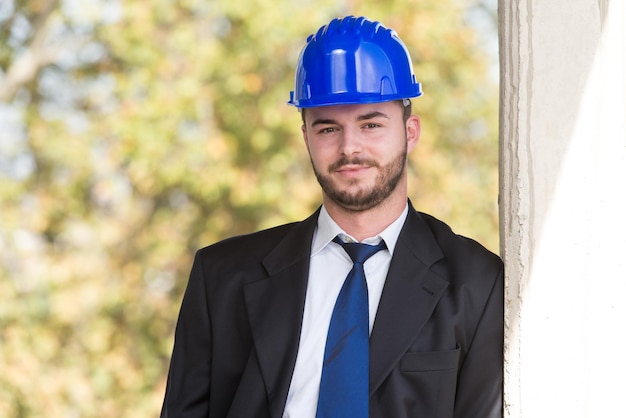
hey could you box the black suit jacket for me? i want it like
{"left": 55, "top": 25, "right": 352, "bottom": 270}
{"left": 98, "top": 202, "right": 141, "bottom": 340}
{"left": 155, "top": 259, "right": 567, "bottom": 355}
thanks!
{"left": 161, "top": 203, "right": 504, "bottom": 417}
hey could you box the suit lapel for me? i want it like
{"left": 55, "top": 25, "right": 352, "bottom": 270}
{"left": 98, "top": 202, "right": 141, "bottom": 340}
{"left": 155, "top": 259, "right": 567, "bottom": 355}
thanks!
{"left": 243, "top": 210, "right": 319, "bottom": 418}
{"left": 241, "top": 205, "right": 449, "bottom": 408}
{"left": 369, "top": 206, "right": 449, "bottom": 395}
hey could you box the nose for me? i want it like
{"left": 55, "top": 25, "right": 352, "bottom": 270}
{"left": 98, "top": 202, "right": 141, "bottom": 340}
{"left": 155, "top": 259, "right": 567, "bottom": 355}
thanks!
{"left": 339, "top": 126, "right": 363, "bottom": 156}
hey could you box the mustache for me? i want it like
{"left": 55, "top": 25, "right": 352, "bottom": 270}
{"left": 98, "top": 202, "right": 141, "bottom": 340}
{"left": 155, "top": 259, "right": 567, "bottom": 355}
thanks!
{"left": 328, "top": 156, "right": 379, "bottom": 171}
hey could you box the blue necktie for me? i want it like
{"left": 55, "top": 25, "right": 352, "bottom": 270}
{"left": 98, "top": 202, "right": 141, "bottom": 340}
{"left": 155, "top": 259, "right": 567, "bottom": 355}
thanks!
{"left": 316, "top": 236, "right": 387, "bottom": 418}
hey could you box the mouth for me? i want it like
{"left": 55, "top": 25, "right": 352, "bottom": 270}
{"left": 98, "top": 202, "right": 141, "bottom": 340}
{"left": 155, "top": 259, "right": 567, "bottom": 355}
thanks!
{"left": 334, "top": 164, "right": 372, "bottom": 178}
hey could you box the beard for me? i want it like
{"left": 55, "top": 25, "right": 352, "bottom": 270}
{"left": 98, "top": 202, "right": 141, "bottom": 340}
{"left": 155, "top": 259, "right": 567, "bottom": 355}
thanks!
{"left": 312, "top": 145, "right": 408, "bottom": 212}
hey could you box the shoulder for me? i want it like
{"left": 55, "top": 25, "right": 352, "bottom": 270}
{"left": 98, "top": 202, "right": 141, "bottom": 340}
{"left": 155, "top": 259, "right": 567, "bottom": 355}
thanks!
{"left": 193, "top": 208, "right": 320, "bottom": 266}
{"left": 409, "top": 209, "right": 503, "bottom": 279}
{"left": 196, "top": 221, "right": 300, "bottom": 260}
{"left": 421, "top": 212, "right": 499, "bottom": 257}
{"left": 184, "top": 222, "right": 304, "bottom": 293}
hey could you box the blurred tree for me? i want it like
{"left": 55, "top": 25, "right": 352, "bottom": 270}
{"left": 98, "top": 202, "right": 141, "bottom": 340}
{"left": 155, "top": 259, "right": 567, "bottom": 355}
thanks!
{"left": 0, "top": 0, "right": 498, "bottom": 416}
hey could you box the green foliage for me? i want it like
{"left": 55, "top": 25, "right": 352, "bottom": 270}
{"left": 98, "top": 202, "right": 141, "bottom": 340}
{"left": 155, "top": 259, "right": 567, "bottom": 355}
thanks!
{"left": 0, "top": 0, "right": 498, "bottom": 416}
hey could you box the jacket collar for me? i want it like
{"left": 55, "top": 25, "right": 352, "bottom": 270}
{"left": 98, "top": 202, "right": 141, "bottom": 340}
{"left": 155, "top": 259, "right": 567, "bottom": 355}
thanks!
{"left": 243, "top": 203, "right": 449, "bottom": 411}
{"left": 369, "top": 203, "right": 449, "bottom": 394}
{"left": 243, "top": 209, "right": 319, "bottom": 417}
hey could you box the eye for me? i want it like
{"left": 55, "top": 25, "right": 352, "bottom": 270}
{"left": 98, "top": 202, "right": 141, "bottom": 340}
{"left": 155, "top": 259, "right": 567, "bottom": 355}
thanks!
{"left": 362, "top": 122, "right": 381, "bottom": 129}
{"left": 318, "top": 126, "right": 339, "bottom": 134}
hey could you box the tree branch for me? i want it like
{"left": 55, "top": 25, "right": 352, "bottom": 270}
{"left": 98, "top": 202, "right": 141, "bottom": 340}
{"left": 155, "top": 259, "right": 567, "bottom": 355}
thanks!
{"left": 0, "top": 0, "right": 61, "bottom": 102}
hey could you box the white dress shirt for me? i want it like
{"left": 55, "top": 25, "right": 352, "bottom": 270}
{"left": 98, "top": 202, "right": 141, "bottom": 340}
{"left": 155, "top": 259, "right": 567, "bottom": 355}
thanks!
{"left": 282, "top": 204, "right": 408, "bottom": 418}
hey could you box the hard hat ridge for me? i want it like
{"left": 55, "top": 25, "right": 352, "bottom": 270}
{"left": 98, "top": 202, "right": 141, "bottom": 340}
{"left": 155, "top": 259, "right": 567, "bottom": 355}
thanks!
{"left": 288, "top": 15, "right": 422, "bottom": 108}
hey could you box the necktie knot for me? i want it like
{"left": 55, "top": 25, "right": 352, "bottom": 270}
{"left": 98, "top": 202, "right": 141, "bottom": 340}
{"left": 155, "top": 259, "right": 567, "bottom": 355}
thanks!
{"left": 332, "top": 236, "right": 387, "bottom": 265}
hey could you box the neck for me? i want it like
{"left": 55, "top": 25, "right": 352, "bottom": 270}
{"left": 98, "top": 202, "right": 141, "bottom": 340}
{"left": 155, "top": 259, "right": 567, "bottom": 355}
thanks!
{"left": 323, "top": 187, "right": 408, "bottom": 242}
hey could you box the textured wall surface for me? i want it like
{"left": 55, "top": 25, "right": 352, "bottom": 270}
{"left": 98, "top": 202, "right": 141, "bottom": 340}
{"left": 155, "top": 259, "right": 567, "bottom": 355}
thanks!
{"left": 499, "top": 1, "right": 626, "bottom": 416}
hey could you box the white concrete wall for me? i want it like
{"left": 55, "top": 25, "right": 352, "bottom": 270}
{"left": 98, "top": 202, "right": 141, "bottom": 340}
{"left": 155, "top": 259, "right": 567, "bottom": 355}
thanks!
{"left": 499, "top": 1, "right": 626, "bottom": 416}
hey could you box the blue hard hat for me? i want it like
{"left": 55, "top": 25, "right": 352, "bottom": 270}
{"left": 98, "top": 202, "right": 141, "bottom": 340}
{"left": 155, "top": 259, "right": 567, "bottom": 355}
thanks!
{"left": 288, "top": 16, "right": 423, "bottom": 108}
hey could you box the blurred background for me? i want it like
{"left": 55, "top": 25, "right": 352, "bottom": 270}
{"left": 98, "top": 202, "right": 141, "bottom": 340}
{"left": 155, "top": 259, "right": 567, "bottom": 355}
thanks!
{"left": 0, "top": 0, "right": 498, "bottom": 416}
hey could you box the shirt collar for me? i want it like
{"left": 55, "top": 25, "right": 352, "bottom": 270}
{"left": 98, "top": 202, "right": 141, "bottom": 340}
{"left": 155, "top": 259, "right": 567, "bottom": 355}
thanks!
{"left": 311, "top": 203, "right": 409, "bottom": 257}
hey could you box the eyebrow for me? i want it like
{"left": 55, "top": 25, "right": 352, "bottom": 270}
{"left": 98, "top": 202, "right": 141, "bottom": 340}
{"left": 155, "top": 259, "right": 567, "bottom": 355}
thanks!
{"left": 357, "top": 111, "right": 390, "bottom": 121}
{"left": 310, "top": 111, "right": 390, "bottom": 127}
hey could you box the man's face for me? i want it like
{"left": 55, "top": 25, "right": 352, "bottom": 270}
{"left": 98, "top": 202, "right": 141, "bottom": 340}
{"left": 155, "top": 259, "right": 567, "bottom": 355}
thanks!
{"left": 302, "top": 101, "right": 420, "bottom": 212}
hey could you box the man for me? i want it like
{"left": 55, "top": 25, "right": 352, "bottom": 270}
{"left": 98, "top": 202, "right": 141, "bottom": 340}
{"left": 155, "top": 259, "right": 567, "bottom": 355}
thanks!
{"left": 161, "top": 15, "right": 503, "bottom": 418}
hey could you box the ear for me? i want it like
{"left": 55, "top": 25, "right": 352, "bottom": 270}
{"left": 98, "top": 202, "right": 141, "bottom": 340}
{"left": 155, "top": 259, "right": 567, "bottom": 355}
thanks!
{"left": 405, "top": 114, "right": 421, "bottom": 152}
{"left": 301, "top": 124, "right": 309, "bottom": 147}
